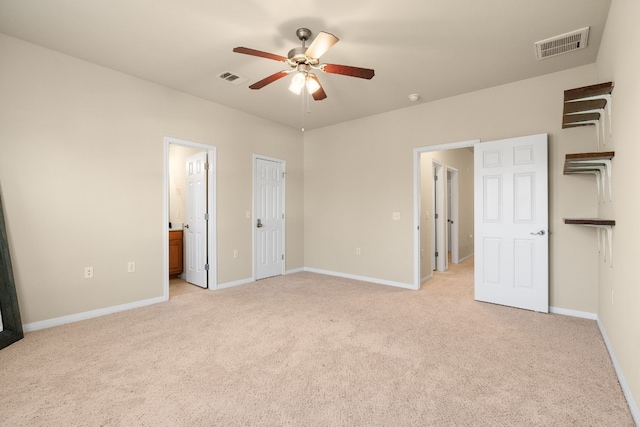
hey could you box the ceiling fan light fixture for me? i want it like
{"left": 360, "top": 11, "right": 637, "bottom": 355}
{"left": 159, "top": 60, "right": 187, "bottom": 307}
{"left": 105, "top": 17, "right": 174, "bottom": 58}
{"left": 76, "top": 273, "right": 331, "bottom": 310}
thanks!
{"left": 288, "top": 72, "right": 306, "bottom": 94}
{"left": 306, "top": 74, "right": 321, "bottom": 94}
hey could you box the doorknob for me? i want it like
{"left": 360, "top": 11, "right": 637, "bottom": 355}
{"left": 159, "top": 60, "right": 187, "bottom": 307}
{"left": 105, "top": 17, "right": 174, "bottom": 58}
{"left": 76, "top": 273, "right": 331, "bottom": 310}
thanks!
{"left": 256, "top": 219, "right": 263, "bottom": 228}
{"left": 530, "top": 230, "right": 545, "bottom": 235}
{"left": 184, "top": 224, "right": 189, "bottom": 229}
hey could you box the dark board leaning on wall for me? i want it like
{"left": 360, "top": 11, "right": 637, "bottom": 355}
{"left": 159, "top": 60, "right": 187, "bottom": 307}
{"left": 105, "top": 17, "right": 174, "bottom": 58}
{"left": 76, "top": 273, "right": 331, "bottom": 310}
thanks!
{"left": 0, "top": 192, "right": 23, "bottom": 350}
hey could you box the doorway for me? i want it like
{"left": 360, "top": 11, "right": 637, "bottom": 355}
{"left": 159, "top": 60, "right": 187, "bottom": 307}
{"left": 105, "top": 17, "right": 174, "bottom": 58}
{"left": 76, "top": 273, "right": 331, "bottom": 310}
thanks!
{"left": 414, "top": 139, "right": 478, "bottom": 288}
{"left": 164, "top": 137, "right": 217, "bottom": 299}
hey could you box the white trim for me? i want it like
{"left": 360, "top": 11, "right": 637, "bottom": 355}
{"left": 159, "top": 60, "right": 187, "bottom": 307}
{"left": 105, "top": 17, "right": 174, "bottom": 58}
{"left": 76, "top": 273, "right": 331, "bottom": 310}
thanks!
{"left": 432, "top": 159, "right": 445, "bottom": 272}
{"left": 446, "top": 166, "right": 459, "bottom": 265}
{"left": 413, "top": 139, "right": 480, "bottom": 288}
{"left": 597, "top": 317, "right": 640, "bottom": 426}
{"left": 304, "top": 267, "right": 417, "bottom": 290}
{"left": 23, "top": 296, "right": 166, "bottom": 332}
{"left": 215, "top": 277, "right": 254, "bottom": 290}
{"left": 458, "top": 252, "right": 474, "bottom": 263}
{"left": 549, "top": 306, "right": 597, "bottom": 320}
{"left": 164, "top": 137, "right": 217, "bottom": 292}
{"left": 421, "top": 272, "right": 434, "bottom": 284}
{"left": 285, "top": 267, "right": 305, "bottom": 275}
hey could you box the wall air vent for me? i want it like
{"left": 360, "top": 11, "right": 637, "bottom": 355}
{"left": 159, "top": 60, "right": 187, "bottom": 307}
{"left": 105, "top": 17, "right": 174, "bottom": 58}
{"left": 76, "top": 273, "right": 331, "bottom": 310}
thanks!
{"left": 218, "top": 71, "right": 248, "bottom": 86}
{"left": 535, "top": 27, "right": 590, "bottom": 60}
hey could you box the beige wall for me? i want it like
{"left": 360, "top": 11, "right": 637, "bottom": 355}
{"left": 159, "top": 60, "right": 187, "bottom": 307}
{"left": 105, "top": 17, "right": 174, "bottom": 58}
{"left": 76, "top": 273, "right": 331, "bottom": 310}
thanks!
{"left": 595, "top": 0, "right": 640, "bottom": 417}
{"left": 0, "top": 34, "right": 304, "bottom": 324}
{"left": 304, "top": 64, "right": 600, "bottom": 310}
{"left": 420, "top": 148, "right": 474, "bottom": 279}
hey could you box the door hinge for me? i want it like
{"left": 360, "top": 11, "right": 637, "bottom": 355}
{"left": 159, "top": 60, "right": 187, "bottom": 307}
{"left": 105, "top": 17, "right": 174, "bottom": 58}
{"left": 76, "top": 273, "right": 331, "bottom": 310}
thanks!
{"left": 282, "top": 171, "right": 285, "bottom": 178}
{"left": 204, "top": 213, "right": 209, "bottom": 221}
{"left": 282, "top": 213, "right": 284, "bottom": 219}
{"left": 434, "top": 175, "right": 438, "bottom": 181}
{"left": 435, "top": 251, "right": 439, "bottom": 258}
{"left": 435, "top": 213, "right": 439, "bottom": 219}
{"left": 281, "top": 254, "right": 284, "bottom": 260}
{"left": 204, "top": 263, "right": 209, "bottom": 271}
{"left": 205, "top": 162, "right": 210, "bottom": 170}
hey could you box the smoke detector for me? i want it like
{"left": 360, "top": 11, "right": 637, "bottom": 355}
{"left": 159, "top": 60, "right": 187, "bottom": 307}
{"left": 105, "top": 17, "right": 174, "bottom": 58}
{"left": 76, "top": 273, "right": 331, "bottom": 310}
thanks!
{"left": 408, "top": 94, "right": 420, "bottom": 102}
{"left": 535, "top": 27, "right": 590, "bottom": 60}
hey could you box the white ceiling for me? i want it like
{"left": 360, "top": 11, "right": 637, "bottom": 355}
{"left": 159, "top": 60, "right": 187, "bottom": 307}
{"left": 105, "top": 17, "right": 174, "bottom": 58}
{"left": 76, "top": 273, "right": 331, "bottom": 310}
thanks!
{"left": 0, "top": 0, "right": 612, "bottom": 131}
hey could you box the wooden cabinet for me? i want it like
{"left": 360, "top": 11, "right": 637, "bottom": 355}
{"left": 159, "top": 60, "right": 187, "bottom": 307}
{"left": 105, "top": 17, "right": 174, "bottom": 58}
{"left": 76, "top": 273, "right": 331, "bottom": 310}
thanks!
{"left": 169, "top": 230, "right": 183, "bottom": 278}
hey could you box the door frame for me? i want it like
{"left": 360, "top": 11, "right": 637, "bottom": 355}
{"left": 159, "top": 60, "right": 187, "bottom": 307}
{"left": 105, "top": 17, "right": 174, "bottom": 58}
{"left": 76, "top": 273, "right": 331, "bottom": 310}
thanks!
{"left": 447, "top": 166, "right": 460, "bottom": 265}
{"left": 413, "top": 139, "right": 479, "bottom": 289}
{"left": 252, "top": 154, "right": 286, "bottom": 281}
{"left": 431, "top": 159, "right": 445, "bottom": 272}
{"left": 164, "top": 137, "right": 217, "bottom": 298}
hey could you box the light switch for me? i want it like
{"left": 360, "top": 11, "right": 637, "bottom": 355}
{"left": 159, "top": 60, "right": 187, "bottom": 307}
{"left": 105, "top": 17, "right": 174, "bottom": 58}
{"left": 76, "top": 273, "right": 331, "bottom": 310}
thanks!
{"left": 392, "top": 212, "right": 401, "bottom": 220}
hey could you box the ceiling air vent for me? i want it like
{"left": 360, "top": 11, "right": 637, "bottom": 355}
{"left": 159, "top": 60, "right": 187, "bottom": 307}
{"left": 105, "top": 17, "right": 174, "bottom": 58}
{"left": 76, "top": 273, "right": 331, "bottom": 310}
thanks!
{"left": 218, "top": 71, "right": 248, "bottom": 86}
{"left": 535, "top": 27, "right": 590, "bottom": 60}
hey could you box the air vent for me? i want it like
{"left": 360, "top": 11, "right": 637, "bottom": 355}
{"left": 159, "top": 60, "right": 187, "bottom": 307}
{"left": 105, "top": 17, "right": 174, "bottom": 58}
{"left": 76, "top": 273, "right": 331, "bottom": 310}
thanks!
{"left": 535, "top": 27, "right": 589, "bottom": 60}
{"left": 218, "top": 71, "right": 248, "bottom": 86}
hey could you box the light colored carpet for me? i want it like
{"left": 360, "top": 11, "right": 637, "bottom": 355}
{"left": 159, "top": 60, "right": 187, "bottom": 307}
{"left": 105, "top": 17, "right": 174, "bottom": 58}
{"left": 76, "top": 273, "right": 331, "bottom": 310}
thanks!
{"left": 0, "top": 259, "right": 634, "bottom": 426}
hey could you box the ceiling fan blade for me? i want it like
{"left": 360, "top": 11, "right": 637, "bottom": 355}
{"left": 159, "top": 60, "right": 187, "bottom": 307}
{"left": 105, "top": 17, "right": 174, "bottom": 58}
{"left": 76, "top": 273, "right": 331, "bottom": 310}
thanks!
{"left": 305, "top": 31, "right": 339, "bottom": 59}
{"left": 249, "top": 71, "right": 289, "bottom": 90}
{"left": 233, "top": 47, "right": 287, "bottom": 62}
{"left": 308, "top": 74, "right": 327, "bottom": 101}
{"left": 322, "top": 64, "right": 375, "bottom": 80}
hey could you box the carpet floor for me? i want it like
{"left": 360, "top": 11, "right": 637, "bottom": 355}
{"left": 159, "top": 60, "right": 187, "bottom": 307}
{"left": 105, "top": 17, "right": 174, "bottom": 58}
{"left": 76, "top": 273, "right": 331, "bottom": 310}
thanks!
{"left": 0, "top": 258, "right": 634, "bottom": 426}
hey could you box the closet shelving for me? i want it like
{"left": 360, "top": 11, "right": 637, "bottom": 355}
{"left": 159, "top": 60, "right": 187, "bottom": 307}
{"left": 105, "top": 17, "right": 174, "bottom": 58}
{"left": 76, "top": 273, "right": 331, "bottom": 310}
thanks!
{"left": 563, "top": 151, "right": 614, "bottom": 203}
{"left": 562, "top": 81, "right": 614, "bottom": 148}
{"left": 562, "top": 82, "right": 615, "bottom": 262}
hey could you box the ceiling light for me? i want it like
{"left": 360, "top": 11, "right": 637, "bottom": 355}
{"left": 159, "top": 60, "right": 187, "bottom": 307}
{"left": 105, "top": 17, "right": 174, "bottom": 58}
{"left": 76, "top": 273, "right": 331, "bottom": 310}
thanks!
{"left": 306, "top": 74, "right": 321, "bottom": 94}
{"left": 289, "top": 72, "right": 306, "bottom": 94}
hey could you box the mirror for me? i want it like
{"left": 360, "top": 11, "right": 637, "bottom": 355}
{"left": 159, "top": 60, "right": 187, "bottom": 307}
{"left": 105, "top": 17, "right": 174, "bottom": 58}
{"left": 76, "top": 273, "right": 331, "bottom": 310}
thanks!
{"left": 0, "top": 192, "right": 23, "bottom": 350}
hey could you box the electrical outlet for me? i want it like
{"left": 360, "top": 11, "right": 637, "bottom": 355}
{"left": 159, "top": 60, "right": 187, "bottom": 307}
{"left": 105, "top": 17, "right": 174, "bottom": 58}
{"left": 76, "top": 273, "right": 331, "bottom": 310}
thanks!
{"left": 127, "top": 262, "right": 136, "bottom": 273}
{"left": 392, "top": 212, "right": 401, "bottom": 220}
{"left": 84, "top": 266, "right": 94, "bottom": 279}
{"left": 233, "top": 249, "right": 239, "bottom": 259}
{"left": 245, "top": 211, "right": 251, "bottom": 219}
{"left": 356, "top": 248, "right": 361, "bottom": 256}
{"left": 469, "top": 234, "right": 473, "bottom": 240}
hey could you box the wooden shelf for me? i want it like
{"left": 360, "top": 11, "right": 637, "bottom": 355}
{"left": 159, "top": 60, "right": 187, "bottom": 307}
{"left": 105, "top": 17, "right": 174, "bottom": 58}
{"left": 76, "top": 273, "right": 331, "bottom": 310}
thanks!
{"left": 563, "top": 82, "right": 614, "bottom": 147}
{"left": 564, "top": 82, "right": 614, "bottom": 102}
{"left": 564, "top": 218, "right": 615, "bottom": 227}
{"left": 564, "top": 218, "right": 615, "bottom": 262}
{"left": 564, "top": 151, "right": 614, "bottom": 203}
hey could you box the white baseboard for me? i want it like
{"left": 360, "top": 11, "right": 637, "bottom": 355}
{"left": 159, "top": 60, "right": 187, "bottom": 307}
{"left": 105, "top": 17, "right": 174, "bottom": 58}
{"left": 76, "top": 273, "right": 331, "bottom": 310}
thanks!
{"left": 549, "top": 306, "right": 597, "bottom": 320}
{"left": 23, "top": 295, "right": 167, "bottom": 332}
{"left": 458, "top": 253, "right": 474, "bottom": 263}
{"left": 421, "top": 273, "right": 434, "bottom": 283}
{"left": 304, "top": 267, "right": 417, "bottom": 290}
{"left": 215, "top": 277, "right": 253, "bottom": 290}
{"left": 285, "top": 267, "right": 305, "bottom": 275}
{"left": 597, "top": 317, "right": 640, "bottom": 426}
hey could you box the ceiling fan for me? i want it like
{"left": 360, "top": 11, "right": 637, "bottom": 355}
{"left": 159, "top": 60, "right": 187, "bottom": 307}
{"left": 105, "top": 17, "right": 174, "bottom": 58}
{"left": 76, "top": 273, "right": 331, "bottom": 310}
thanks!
{"left": 233, "top": 28, "right": 375, "bottom": 101}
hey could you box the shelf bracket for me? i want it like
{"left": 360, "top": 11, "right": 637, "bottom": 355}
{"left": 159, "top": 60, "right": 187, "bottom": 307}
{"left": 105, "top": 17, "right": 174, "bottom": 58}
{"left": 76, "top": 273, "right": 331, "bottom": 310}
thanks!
{"left": 564, "top": 219, "right": 615, "bottom": 264}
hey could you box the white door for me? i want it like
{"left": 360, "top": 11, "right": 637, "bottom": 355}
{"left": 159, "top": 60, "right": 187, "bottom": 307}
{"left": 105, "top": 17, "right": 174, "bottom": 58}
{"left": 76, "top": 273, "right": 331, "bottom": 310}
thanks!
{"left": 474, "top": 134, "right": 548, "bottom": 312}
{"left": 185, "top": 152, "right": 208, "bottom": 288}
{"left": 254, "top": 157, "right": 284, "bottom": 280}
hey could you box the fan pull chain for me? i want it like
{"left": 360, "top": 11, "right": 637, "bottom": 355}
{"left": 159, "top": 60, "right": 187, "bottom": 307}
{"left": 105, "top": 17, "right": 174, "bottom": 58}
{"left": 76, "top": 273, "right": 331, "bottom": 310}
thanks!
{"left": 300, "top": 87, "right": 306, "bottom": 132}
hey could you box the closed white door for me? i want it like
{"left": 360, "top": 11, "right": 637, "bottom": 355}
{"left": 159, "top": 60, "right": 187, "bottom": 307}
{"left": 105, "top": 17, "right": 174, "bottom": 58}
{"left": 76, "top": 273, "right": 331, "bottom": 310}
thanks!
{"left": 254, "top": 157, "right": 284, "bottom": 280}
{"left": 185, "top": 152, "right": 208, "bottom": 288}
{"left": 474, "top": 134, "right": 548, "bottom": 312}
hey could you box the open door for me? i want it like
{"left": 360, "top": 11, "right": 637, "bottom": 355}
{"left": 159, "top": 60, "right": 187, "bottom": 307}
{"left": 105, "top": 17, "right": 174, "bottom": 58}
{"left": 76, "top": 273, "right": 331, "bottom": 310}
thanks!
{"left": 474, "top": 134, "right": 548, "bottom": 312}
{"left": 185, "top": 151, "right": 208, "bottom": 288}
